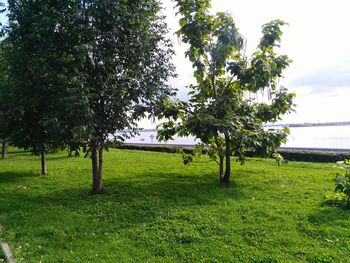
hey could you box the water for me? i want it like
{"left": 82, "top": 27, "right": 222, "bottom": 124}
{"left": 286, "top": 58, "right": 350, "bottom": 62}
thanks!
{"left": 123, "top": 126, "right": 350, "bottom": 150}
{"left": 285, "top": 126, "right": 350, "bottom": 149}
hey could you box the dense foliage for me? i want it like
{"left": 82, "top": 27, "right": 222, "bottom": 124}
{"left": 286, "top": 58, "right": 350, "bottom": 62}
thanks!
{"left": 3, "top": 0, "right": 81, "bottom": 174}
{"left": 325, "top": 160, "right": 350, "bottom": 207}
{"left": 157, "top": 0, "right": 295, "bottom": 183}
{"left": 66, "top": 0, "right": 176, "bottom": 193}
{"left": 2, "top": 0, "right": 175, "bottom": 191}
{"left": 0, "top": 3, "right": 9, "bottom": 160}
{"left": 0, "top": 40, "right": 9, "bottom": 159}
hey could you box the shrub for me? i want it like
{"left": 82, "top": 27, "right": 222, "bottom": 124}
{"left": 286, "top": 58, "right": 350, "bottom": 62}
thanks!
{"left": 325, "top": 160, "right": 350, "bottom": 207}
{"left": 273, "top": 153, "right": 284, "bottom": 166}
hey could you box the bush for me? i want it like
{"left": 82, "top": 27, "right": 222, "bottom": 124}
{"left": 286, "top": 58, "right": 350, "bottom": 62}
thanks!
{"left": 324, "top": 160, "right": 350, "bottom": 207}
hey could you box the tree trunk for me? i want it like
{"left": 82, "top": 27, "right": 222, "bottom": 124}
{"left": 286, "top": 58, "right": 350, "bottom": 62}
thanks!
{"left": 91, "top": 145, "right": 103, "bottom": 194}
{"left": 219, "top": 156, "right": 224, "bottom": 182}
{"left": 97, "top": 147, "right": 103, "bottom": 192}
{"left": 221, "top": 134, "right": 231, "bottom": 184}
{"left": 91, "top": 146, "right": 99, "bottom": 193}
{"left": 41, "top": 150, "right": 47, "bottom": 175}
{"left": 2, "top": 140, "right": 7, "bottom": 159}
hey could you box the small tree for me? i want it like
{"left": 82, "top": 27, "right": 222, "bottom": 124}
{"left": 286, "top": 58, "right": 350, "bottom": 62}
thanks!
{"left": 157, "top": 0, "right": 295, "bottom": 184}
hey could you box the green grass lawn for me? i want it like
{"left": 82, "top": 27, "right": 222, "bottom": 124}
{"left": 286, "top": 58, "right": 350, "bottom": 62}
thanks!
{"left": 0, "top": 148, "right": 349, "bottom": 262}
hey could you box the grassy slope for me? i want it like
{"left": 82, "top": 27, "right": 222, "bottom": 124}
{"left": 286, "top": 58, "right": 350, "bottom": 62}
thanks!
{"left": 0, "top": 148, "right": 349, "bottom": 262}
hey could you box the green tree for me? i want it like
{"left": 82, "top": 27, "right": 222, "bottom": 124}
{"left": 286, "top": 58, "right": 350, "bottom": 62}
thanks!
{"left": 66, "top": 0, "right": 176, "bottom": 193}
{"left": 157, "top": 0, "right": 295, "bottom": 184}
{"left": 4, "top": 0, "right": 79, "bottom": 174}
{"left": 0, "top": 2, "right": 9, "bottom": 159}
{"left": 0, "top": 41, "right": 9, "bottom": 159}
{"left": 4, "top": 0, "right": 175, "bottom": 190}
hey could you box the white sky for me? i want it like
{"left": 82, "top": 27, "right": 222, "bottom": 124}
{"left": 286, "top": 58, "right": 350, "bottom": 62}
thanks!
{"left": 160, "top": 0, "right": 350, "bottom": 126}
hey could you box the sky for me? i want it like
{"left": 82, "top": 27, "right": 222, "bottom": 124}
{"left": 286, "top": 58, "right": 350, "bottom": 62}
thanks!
{"left": 161, "top": 0, "right": 350, "bottom": 126}
{"left": 1, "top": 0, "right": 350, "bottom": 127}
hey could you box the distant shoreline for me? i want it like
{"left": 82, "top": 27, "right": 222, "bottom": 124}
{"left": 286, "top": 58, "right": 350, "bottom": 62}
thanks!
{"left": 265, "top": 121, "right": 350, "bottom": 128}
{"left": 122, "top": 122, "right": 350, "bottom": 133}
{"left": 122, "top": 143, "right": 350, "bottom": 153}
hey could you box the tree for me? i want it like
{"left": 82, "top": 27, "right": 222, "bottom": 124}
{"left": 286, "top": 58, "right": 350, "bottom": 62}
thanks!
{"left": 0, "top": 99, "right": 8, "bottom": 161}
{"left": 65, "top": 0, "right": 176, "bottom": 193}
{"left": 0, "top": 3, "right": 9, "bottom": 160}
{"left": 0, "top": 41, "right": 9, "bottom": 160}
{"left": 157, "top": 0, "right": 295, "bottom": 184}
{"left": 4, "top": 0, "right": 79, "bottom": 174}
{"left": 4, "top": 0, "right": 175, "bottom": 190}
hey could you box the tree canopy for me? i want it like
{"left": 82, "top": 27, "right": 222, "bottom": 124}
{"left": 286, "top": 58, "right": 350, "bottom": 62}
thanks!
{"left": 63, "top": 0, "right": 176, "bottom": 193}
{"left": 3, "top": 0, "right": 81, "bottom": 174}
{"left": 3, "top": 0, "right": 176, "bottom": 191}
{"left": 157, "top": 0, "right": 295, "bottom": 183}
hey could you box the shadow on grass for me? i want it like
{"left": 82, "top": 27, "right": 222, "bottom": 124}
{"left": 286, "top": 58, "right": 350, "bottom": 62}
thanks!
{"left": 0, "top": 171, "right": 244, "bottom": 231}
{"left": 1, "top": 151, "right": 30, "bottom": 158}
{"left": 46, "top": 155, "right": 73, "bottom": 161}
{"left": 311, "top": 205, "right": 350, "bottom": 222}
{"left": 0, "top": 171, "right": 39, "bottom": 183}
{"left": 3, "top": 150, "right": 71, "bottom": 160}
{"left": 296, "top": 204, "right": 350, "bottom": 240}
{"left": 7, "top": 149, "right": 27, "bottom": 154}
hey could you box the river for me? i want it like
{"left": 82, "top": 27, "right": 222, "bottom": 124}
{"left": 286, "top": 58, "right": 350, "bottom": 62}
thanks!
{"left": 121, "top": 125, "right": 350, "bottom": 150}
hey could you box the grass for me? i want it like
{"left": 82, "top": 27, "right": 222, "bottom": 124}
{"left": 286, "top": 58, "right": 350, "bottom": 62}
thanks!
{"left": 0, "top": 148, "right": 349, "bottom": 262}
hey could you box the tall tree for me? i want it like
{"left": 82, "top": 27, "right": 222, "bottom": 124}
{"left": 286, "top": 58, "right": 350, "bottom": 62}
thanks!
{"left": 4, "top": 0, "right": 79, "bottom": 174}
{"left": 66, "top": 0, "right": 176, "bottom": 193}
{"left": 157, "top": 0, "right": 295, "bottom": 183}
{"left": 4, "top": 0, "right": 175, "bottom": 188}
{"left": 0, "top": 41, "right": 9, "bottom": 160}
{"left": 0, "top": 3, "right": 9, "bottom": 160}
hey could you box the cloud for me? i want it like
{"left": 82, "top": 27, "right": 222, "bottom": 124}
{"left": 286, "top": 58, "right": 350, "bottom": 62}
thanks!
{"left": 291, "top": 68, "right": 350, "bottom": 91}
{"left": 290, "top": 60, "right": 350, "bottom": 92}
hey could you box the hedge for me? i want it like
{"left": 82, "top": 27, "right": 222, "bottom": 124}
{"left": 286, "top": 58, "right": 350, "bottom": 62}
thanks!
{"left": 113, "top": 143, "right": 350, "bottom": 163}
{"left": 276, "top": 150, "right": 350, "bottom": 163}
{"left": 112, "top": 144, "right": 193, "bottom": 154}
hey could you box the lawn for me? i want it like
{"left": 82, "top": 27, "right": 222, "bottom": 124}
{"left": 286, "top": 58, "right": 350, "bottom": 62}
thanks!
{"left": 0, "top": 148, "right": 349, "bottom": 262}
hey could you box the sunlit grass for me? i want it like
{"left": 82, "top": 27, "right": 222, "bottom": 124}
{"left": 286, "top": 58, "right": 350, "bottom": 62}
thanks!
{"left": 0, "top": 148, "right": 349, "bottom": 262}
